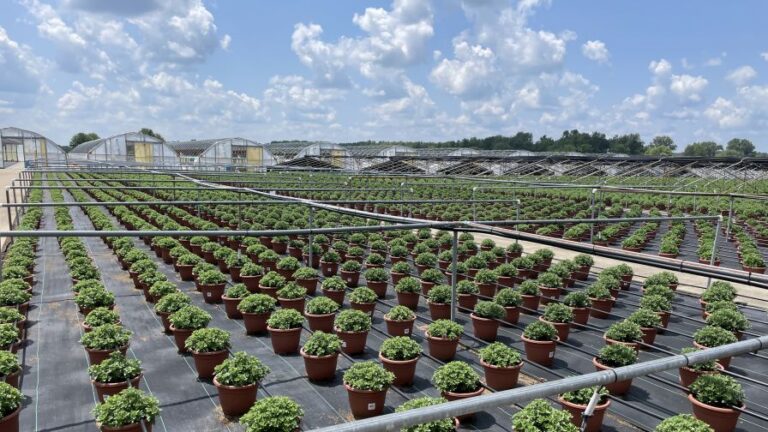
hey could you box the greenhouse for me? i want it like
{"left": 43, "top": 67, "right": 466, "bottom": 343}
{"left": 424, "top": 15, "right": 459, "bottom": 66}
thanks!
{"left": 169, "top": 137, "right": 276, "bottom": 171}
{"left": 0, "top": 127, "right": 67, "bottom": 166}
{"left": 68, "top": 132, "right": 179, "bottom": 166}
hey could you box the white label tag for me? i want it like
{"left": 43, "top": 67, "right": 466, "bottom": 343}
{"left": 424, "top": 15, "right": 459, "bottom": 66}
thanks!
{"left": 404, "top": 328, "right": 409, "bottom": 334}
{"left": 368, "top": 403, "right": 376, "bottom": 411}
{"left": 206, "top": 292, "right": 211, "bottom": 297}
{"left": 549, "top": 350, "right": 555, "bottom": 358}
{"left": 342, "top": 341, "right": 347, "bottom": 347}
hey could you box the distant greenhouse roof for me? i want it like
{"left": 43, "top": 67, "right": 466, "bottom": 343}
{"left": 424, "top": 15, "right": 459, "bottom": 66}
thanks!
{"left": 69, "top": 132, "right": 163, "bottom": 154}
{"left": 168, "top": 138, "right": 266, "bottom": 156}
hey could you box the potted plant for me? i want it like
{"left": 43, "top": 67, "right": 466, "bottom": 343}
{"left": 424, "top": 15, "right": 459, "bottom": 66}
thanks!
{"left": 349, "top": 287, "right": 378, "bottom": 316}
{"left": 88, "top": 351, "right": 142, "bottom": 402}
{"left": 705, "top": 309, "right": 750, "bottom": 340}
{"left": 301, "top": 331, "right": 341, "bottom": 381}
{"left": 276, "top": 256, "right": 301, "bottom": 281}
{"left": 572, "top": 254, "right": 594, "bottom": 280}
{"left": 679, "top": 347, "right": 722, "bottom": 387}
{"left": 168, "top": 305, "right": 211, "bottom": 353}
{"left": 365, "top": 253, "right": 386, "bottom": 269}
{"left": 154, "top": 293, "right": 190, "bottom": 333}
{"left": 394, "top": 277, "right": 421, "bottom": 310}
{"left": 425, "top": 319, "right": 463, "bottom": 361}
{"left": 540, "top": 303, "right": 574, "bottom": 342}
{"left": 474, "top": 268, "right": 499, "bottom": 298}
{"left": 512, "top": 399, "right": 577, "bottom": 432}
{"left": 93, "top": 388, "right": 160, "bottom": 432}
{"left": 536, "top": 272, "right": 562, "bottom": 305}
{"left": 219, "top": 283, "right": 247, "bottom": 319}
{"left": 379, "top": 336, "right": 421, "bottom": 387}
{"left": 240, "top": 396, "right": 303, "bottom": 432}
{"left": 395, "top": 397, "right": 455, "bottom": 432}
{"left": 266, "top": 309, "right": 304, "bottom": 354}
{"left": 558, "top": 386, "right": 610, "bottom": 432}
{"left": 226, "top": 254, "right": 250, "bottom": 282}
{"left": 470, "top": 301, "right": 504, "bottom": 341}
{"left": 80, "top": 323, "right": 131, "bottom": 364}
{"left": 320, "top": 276, "right": 347, "bottom": 305}
{"left": 390, "top": 261, "right": 411, "bottom": 286}
{"left": 213, "top": 351, "right": 271, "bottom": 416}
{"left": 420, "top": 268, "right": 445, "bottom": 295}
{"left": 586, "top": 283, "right": 615, "bottom": 319}
{"left": 304, "top": 297, "right": 339, "bottom": 333}
{"left": 0, "top": 286, "right": 31, "bottom": 314}
{"left": 82, "top": 307, "right": 121, "bottom": 333}
{"left": 593, "top": 344, "right": 637, "bottom": 395}
{"left": 364, "top": 267, "right": 389, "bottom": 298}
{"left": 258, "top": 249, "right": 280, "bottom": 272}
{"left": 197, "top": 269, "right": 228, "bottom": 304}
{"left": 521, "top": 321, "right": 558, "bottom": 366}
{"left": 425, "top": 285, "right": 452, "bottom": 320}
{"left": 518, "top": 280, "right": 541, "bottom": 313}
{"left": 319, "top": 249, "right": 341, "bottom": 277}
{"left": 489, "top": 288, "right": 520, "bottom": 325}
{"left": 604, "top": 320, "right": 644, "bottom": 351}
{"left": 258, "top": 271, "right": 287, "bottom": 299}
{"left": 186, "top": 327, "right": 231, "bottom": 379}
{"left": 343, "top": 361, "right": 394, "bottom": 419}
{"left": 640, "top": 294, "right": 672, "bottom": 328}
{"left": 0, "top": 381, "right": 21, "bottom": 431}
{"left": 383, "top": 305, "right": 416, "bottom": 336}
{"left": 276, "top": 282, "right": 307, "bottom": 313}
{"left": 693, "top": 326, "right": 738, "bottom": 368}
{"left": 0, "top": 307, "right": 24, "bottom": 335}
{"left": 562, "top": 291, "right": 590, "bottom": 326}
{"left": 75, "top": 286, "right": 115, "bottom": 316}
{"left": 414, "top": 252, "right": 438, "bottom": 274}
{"left": 627, "top": 308, "right": 662, "bottom": 346}
{"left": 292, "top": 267, "right": 318, "bottom": 295}
{"left": 478, "top": 342, "right": 523, "bottom": 390}
{"left": 240, "top": 262, "right": 265, "bottom": 293}
{"left": 655, "top": 414, "right": 714, "bottom": 432}
{"left": 688, "top": 375, "right": 744, "bottom": 432}
{"left": 334, "top": 309, "right": 371, "bottom": 355}
{"left": 455, "top": 280, "right": 478, "bottom": 311}
{"left": 432, "top": 361, "right": 483, "bottom": 419}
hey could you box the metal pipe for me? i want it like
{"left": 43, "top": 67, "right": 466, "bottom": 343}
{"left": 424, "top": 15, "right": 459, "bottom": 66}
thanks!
{"left": 307, "top": 336, "right": 768, "bottom": 432}
{"left": 707, "top": 216, "right": 723, "bottom": 288}
{"left": 449, "top": 230, "right": 458, "bottom": 322}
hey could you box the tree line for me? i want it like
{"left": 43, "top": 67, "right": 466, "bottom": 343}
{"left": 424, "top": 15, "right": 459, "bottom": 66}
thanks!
{"left": 67, "top": 128, "right": 165, "bottom": 151}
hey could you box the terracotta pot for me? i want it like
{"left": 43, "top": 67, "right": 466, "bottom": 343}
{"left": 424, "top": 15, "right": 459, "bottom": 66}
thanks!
{"left": 477, "top": 282, "right": 497, "bottom": 299}
{"left": 442, "top": 387, "right": 484, "bottom": 420}
{"left": 229, "top": 267, "right": 242, "bottom": 283}
{"left": 259, "top": 285, "right": 279, "bottom": 299}
{"left": 199, "top": 283, "right": 225, "bottom": 304}
{"left": 268, "top": 327, "right": 302, "bottom": 354}
{"left": 85, "top": 344, "right": 129, "bottom": 365}
{"left": 694, "top": 341, "right": 732, "bottom": 368}
{"left": 593, "top": 357, "right": 632, "bottom": 395}
{"left": 320, "top": 261, "right": 338, "bottom": 277}
{"left": 426, "top": 332, "right": 459, "bottom": 361}
{"left": 178, "top": 265, "right": 194, "bottom": 281}
{"left": 322, "top": 289, "right": 346, "bottom": 306}
{"left": 457, "top": 293, "right": 477, "bottom": 311}
{"left": 384, "top": 316, "right": 415, "bottom": 337}
{"left": 367, "top": 281, "right": 388, "bottom": 298}
{"left": 305, "top": 312, "right": 335, "bottom": 333}
{"left": 639, "top": 327, "right": 657, "bottom": 348}
{"left": 390, "top": 272, "right": 406, "bottom": 286}
{"left": 341, "top": 270, "right": 360, "bottom": 287}
{"left": 540, "top": 317, "right": 571, "bottom": 342}
{"left": 214, "top": 378, "right": 258, "bottom": 417}
{"left": 520, "top": 294, "right": 540, "bottom": 314}
{"left": 396, "top": 291, "right": 420, "bottom": 310}
{"left": 351, "top": 301, "right": 376, "bottom": 317}
{"left": 539, "top": 286, "right": 561, "bottom": 305}
{"left": 522, "top": 336, "right": 557, "bottom": 366}
{"left": 278, "top": 297, "right": 306, "bottom": 313}
{"left": 471, "top": 314, "right": 500, "bottom": 341}
{"left": 221, "top": 296, "right": 243, "bottom": 319}
{"left": 679, "top": 364, "right": 722, "bottom": 387}
{"left": 336, "top": 329, "right": 368, "bottom": 355}
{"left": 428, "top": 302, "right": 451, "bottom": 320}
{"left": 559, "top": 396, "right": 610, "bottom": 432}
{"left": 657, "top": 310, "right": 671, "bottom": 328}
{"left": 0, "top": 369, "right": 20, "bottom": 389}
{"left": 688, "top": 394, "right": 743, "bottom": 432}
{"left": 301, "top": 349, "right": 338, "bottom": 381}
{"left": 171, "top": 326, "right": 195, "bottom": 353}
{"left": 589, "top": 297, "right": 615, "bottom": 319}
{"left": 571, "top": 307, "right": 589, "bottom": 326}
{"left": 379, "top": 353, "right": 419, "bottom": 387}
{"left": 345, "top": 384, "right": 388, "bottom": 419}
{"left": 481, "top": 360, "right": 522, "bottom": 391}
{"left": 192, "top": 350, "right": 229, "bottom": 379}
{"left": 296, "top": 278, "right": 318, "bottom": 296}
{"left": 241, "top": 275, "right": 262, "bottom": 293}
{"left": 92, "top": 374, "right": 142, "bottom": 402}
{"left": 156, "top": 311, "right": 172, "bottom": 333}
{"left": 242, "top": 312, "right": 271, "bottom": 335}
{"left": 502, "top": 306, "right": 520, "bottom": 324}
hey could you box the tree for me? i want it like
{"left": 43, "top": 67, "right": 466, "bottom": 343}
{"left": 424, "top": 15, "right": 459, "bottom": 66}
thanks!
{"left": 139, "top": 128, "right": 165, "bottom": 142}
{"left": 69, "top": 132, "right": 100, "bottom": 149}
{"left": 608, "top": 133, "right": 645, "bottom": 154}
{"left": 683, "top": 141, "right": 722, "bottom": 157}
{"left": 725, "top": 138, "right": 755, "bottom": 156}
{"left": 644, "top": 135, "right": 676, "bottom": 155}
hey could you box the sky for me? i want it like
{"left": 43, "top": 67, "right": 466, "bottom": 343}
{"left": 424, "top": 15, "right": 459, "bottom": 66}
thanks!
{"left": 0, "top": 0, "right": 767, "bottom": 150}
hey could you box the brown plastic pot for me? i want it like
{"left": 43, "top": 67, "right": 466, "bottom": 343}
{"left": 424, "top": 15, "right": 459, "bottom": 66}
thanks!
{"left": 559, "top": 396, "right": 610, "bottom": 432}
{"left": 85, "top": 344, "right": 129, "bottom": 365}
{"left": 268, "top": 327, "right": 302, "bottom": 354}
{"left": 688, "top": 393, "right": 743, "bottom": 432}
{"left": 426, "top": 332, "right": 459, "bottom": 361}
{"left": 320, "top": 261, "right": 338, "bottom": 277}
{"left": 336, "top": 329, "right": 368, "bottom": 355}
{"left": 679, "top": 364, "right": 723, "bottom": 387}
{"left": 539, "top": 317, "right": 571, "bottom": 342}
{"left": 470, "top": 314, "right": 500, "bottom": 341}
{"left": 344, "top": 384, "right": 388, "bottom": 419}
{"left": 571, "top": 307, "right": 590, "bottom": 325}
{"left": 241, "top": 275, "right": 262, "bottom": 293}
{"left": 0, "top": 407, "right": 20, "bottom": 432}
{"left": 171, "top": 326, "right": 194, "bottom": 354}
{"left": 604, "top": 335, "right": 639, "bottom": 352}
{"left": 457, "top": 293, "right": 477, "bottom": 311}
{"left": 694, "top": 341, "right": 732, "bottom": 368}
{"left": 428, "top": 302, "right": 451, "bottom": 320}
{"left": 384, "top": 316, "right": 416, "bottom": 336}
{"left": 192, "top": 350, "right": 229, "bottom": 379}
{"left": 477, "top": 282, "right": 497, "bottom": 298}
{"left": 1, "top": 369, "right": 20, "bottom": 389}
{"left": 520, "top": 294, "right": 540, "bottom": 314}
{"left": 214, "top": 378, "right": 258, "bottom": 417}
{"left": 589, "top": 297, "right": 615, "bottom": 318}
{"left": 156, "top": 311, "right": 172, "bottom": 333}
{"left": 278, "top": 297, "right": 306, "bottom": 313}
{"left": 178, "top": 265, "right": 194, "bottom": 281}
{"left": 379, "top": 353, "right": 419, "bottom": 387}
{"left": 221, "top": 296, "right": 243, "bottom": 319}
{"left": 539, "top": 286, "right": 561, "bottom": 305}
{"left": 593, "top": 357, "right": 632, "bottom": 395}
{"left": 242, "top": 312, "right": 271, "bottom": 335}
{"left": 639, "top": 327, "right": 657, "bottom": 347}
{"left": 522, "top": 336, "right": 557, "bottom": 366}
{"left": 657, "top": 310, "right": 671, "bottom": 328}
{"left": 301, "top": 349, "right": 338, "bottom": 381}
{"left": 199, "top": 283, "right": 225, "bottom": 304}
{"left": 296, "top": 278, "right": 318, "bottom": 295}
{"left": 305, "top": 312, "right": 335, "bottom": 333}
{"left": 502, "top": 306, "right": 520, "bottom": 324}
{"left": 396, "top": 291, "right": 420, "bottom": 310}
{"left": 92, "top": 374, "right": 142, "bottom": 402}
{"left": 350, "top": 301, "right": 376, "bottom": 317}
{"left": 442, "top": 387, "right": 485, "bottom": 420}
{"left": 367, "top": 281, "right": 388, "bottom": 298}
{"left": 322, "top": 289, "right": 346, "bottom": 306}
{"left": 258, "top": 285, "right": 279, "bottom": 299}
{"left": 341, "top": 270, "right": 360, "bottom": 287}
{"left": 481, "top": 360, "right": 522, "bottom": 390}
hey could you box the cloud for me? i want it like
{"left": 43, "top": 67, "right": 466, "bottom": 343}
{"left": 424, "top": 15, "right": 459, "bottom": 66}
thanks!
{"left": 649, "top": 59, "right": 672, "bottom": 76}
{"left": 0, "top": 26, "right": 43, "bottom": 95}
{"left": 581, "top": 40, "right": 609, "bottom": 63}
{"left": 761, "top": 52, "right": 768, "bottom": 61}
{"left": 669, "top": 74, "right": 708, "bottom": 102}
{"left": 264, "top": 75, "right": 341, "bottom": 123}
{"left": 704, "top": 97, "right": 749, "bottom": 128}
{"left": 430, "top": 40, "right": 496, "bottom": 97}
{"left": 220, "top": 34, "right": 231, "bottom": 50}
{"left": 725, "top": 65, "right": 757, "bottom": 86}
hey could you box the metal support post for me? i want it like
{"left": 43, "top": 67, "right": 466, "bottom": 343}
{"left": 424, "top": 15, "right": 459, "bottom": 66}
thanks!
{"left": 707, "top": 216, "right": 722, "bottom": 288}
{"left": 472, "top": 187, "right": 478, "bottom": 222}
{"left": 726, "top": 196, "right": 734, "bottom": 238}
{"left": 589, "top": 189, "right": 597, "bottom": 243}
{"left": 308, "top": 206, "right": 315, "bottom": 268}
{"left": 515, "top": 200, "right": 521, "bottom": 245}
{"left": 450, "top": 230, "right": 458, "bottom": 322}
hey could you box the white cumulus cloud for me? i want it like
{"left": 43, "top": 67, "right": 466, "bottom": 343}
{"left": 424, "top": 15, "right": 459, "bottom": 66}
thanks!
{"left": 669, "top": 74, "right": 708, "bottom": 102}
{"left": 704, "top": 97, "right": 749, "bottom": 128}
{"left": 725, "top": 65, "right": 757, "bottom": 86}
{"left": 581, "top": 40, "right": 609, "bottom": 63}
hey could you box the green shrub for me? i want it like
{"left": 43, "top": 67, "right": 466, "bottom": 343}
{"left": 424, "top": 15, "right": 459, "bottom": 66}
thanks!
{"left": 681, "top": 347, "right": 718, "bottom": 372}
{"left": 238, "top": 294, "right": 278, "bottom": 314}
{"left": 391, "top": 261, "right": 411, "bottom": 274}
{"left": 214, "top": 352, "right": 270, "bottom": 386}
{"left": 705, "top": 309, "right": 750, "bottom": 332}
{"left": 605, "top": 321, "right": 643, "bottom": 342}
{"left": 168, "top": 306, "right": 211, "bottom": 330}
{"left": 562, "top": 291, "right": 590, "bottom": 308}
{"left": 0, "top": 351, "right": 20, "bottom": 377}
{"left": 456, "top": 280, "right": 479, "bottom": 295}
{"left": 395, "top": 277, "right": 421, "bottom": 293}
{"left": 627, "top": 308, "right": 662, "bottom": 328}
{"left": 74, "top": 286, "right": 115, "bottom": 310}
{"left": 276, "top": 282, "right": 307, "bottom": 300}
{"left": 478, "top": 342, "right": 521, "bottom": 367}
{"left": 494, "top": 288, "right": 522, "bottom": 307}
{"left": 395, "top": 397, "right": 453, "bottom": 432}
{"left": 305, "top": 297, "right": 339, "bottom": 315}
{"left": 596, "top": 344, "right": 637, "bottom": 367}
{"left": 349, "top": 287, "right": 377, "bottom": 304}
{"left": 427, "top": 285, "right": 451, "bottom": 304}
{"left": 432, "top": 361, "right": 480, "bottom": 393}
{"left": 689, "top": 374, "right": 744, "bottom": 408}
{"left": 0, "top": 381, "right": 21, "bottom": 418}
{"left": 701, "top": 284, "right": 737, "bottom": 303}
{"left": 92, "top": 388, "right": 160, "bottom": 427}
{"left": 512, "top": 399, "right": 579, "bottom": 432}
{"left": 693, "top": 325, "right": 737, "bottom": 347}
{"left": 474, "top": 269, "right": 498, "bottom": 284}
{"left": 266, "top": 309, "right": 304, "bottom": 330}
{"left": 154, "top": 292, "right": 191, "bottom": 314}
{"left": 495, "top": 263, "right": 518, "bottom": 277}
{"left": 88, "top": 351, "right": 141, "bottom": 383}
{"left": 427, "top": 320, "right": 463, "bottom": 340}
{"left": 518, "top": 280, "right": 541, "bottom": 296}
{"left": 541, "top": 303, "right": 573, "bottom": 323}
{"left": 420, "top": 268, "right": 445, "bottom": 284}
{"left": 84, "top": 307, "right": 120, "bottom": 328}
{"left": 639, "top": 294, "right": 671, "bottom": 312}
{"left": 148, "top": 281, "right": 177, "bottom": 299}
{"left": 341, "top": 260, "right": 362, "bottom": 272}
{"left": 240, "top": 396, "right": 303, "bottom": 432}
{"left": 385, "top": 305, "right": 415, "bottom": 321}
{"left": 363, "top": 267, "right": 388, "bottom": 282}
{"left": 321, "top": 276, "right": 346, "bottom": 291}
{"left": 585, "top": 284, "right": 612, "bottom": 300}
{"left": 197, "top": 270, "right": 228, "bottom": 285}
{"left": 560, "top": 386, "right": 609, "bottom": 405}
{"left": 302, "top": 331, "right": 342, "bottom": 357}
{"left": 704, "top": 300, "right": 737, "bottom": 314}
{"left": 343, "top": 361, "right": 394, "bottom": 391}
{"left": 473, "top": 301, "right": 505, "bottom": 319}
{"left": 536, "top": 272, "right": 562, "bottom": 288}
{"left": 573, "top": 254, "right": 594, "bottom": 267}
{"left": 643, "top": 284, "right": 674, "bottom": 302}
{"left": 334, "top": 309, "right": 371, "bottom": 332}
{"left": 72, "top": 279, "right": 103, "bottom": 293}
{"left": 224, "top": 283, "right": 249, "bottom": 299}
{"left": 523, "top": 321, "right": 557, "bottom": 341}
{"left": 380, "top": 336, "right": 421, "bottom": 361}
{"left": 185, "top": 327, "right": 230, "bottom": 353}
{"left": 292, "top": 267, "right": 318, "bottom": 279}
{"left": 260, "top": 271, "right": 287, "bottom": 288}
{"left": 0, "top": 308, "right": 23, "bottom": 326}
{"left": 80, "top": 324, "right": 131, "bottom": 350}
{"left": 654, "top": 414, "right": 714, "bottom": 432}
{"left": 240, "top": 263, "right": 265, "bottom": 277}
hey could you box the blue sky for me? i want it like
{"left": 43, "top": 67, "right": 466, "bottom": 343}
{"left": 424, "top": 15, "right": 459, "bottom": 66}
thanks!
{"left": 0, "top": 0, "right": 766, "bottom": 150}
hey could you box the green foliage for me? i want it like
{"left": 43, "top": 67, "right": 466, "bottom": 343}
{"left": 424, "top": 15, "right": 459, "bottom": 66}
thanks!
{"left": 304, "top": 297, "right": 339, "bottom": 315}
{"left": 349, "top": 287, "right": 377, "bottom": 304}
{"left": 80, "top": 323, "right": 130, "bottom": 350}
{"left": 420, "top": 268, "right": 445, "bottom": 283}
{"left": 266, "top": 309, "right": 304, "bottom": 329}
{"left": 148, "top": 281, "right": 178, "bottom": 299}
{"left": 168, "top": 305, "right": 211, "bottom": 330}
{"left": 560, "top": 386, "right": 609, "bottom": 405}
{"left": 0, "top": 351, "right": 20, "bottom": 377}
{"left": 197, "top": 270, "right": 228, "bottom": 285}
{"left": 643, "top": 284, "right": 674, "bottom": 302}
{"left": 84, "top": 307, "right": 120, "bottom": 328}
{"left": 474, "top": 268, "right": 498, "bottom": 284}
{"left": 639, "top": 294, "right": 671, "bottom": 312}
{"left": 340, "top": 260, "right": 362, "bottom": 272}
{"left": 654, "top": 414, "right": 714, "bottom": 432}
{"left": 74, "top": 286, "right": 115, "bottom": 310}
{"left": 302, "top": 331, "right": 342, "bottom": 357}
{"left": 511, "top": 399, "right": 579, "bottom": 432}
{"left": 473, "top": 300, "right": 505, "bottom": 319}
{"left": 432, "top": 361, "right": 480, "bottom": 393}
{"left": 627, "top": 308, "right": 662, "bottom": 328}
{"left": 494, "top": 288, "right": 522, "bottom": 307}
{"left": 276, "top": 282, "right": 307, "bottom": 300}
{"left": 536, "top": 272, "right": 562, "bottom": 288}
{"left": 154, "top": 292, "right": 191, "bottom": 314}
{"left": 391, "top": 261, "right": 411, "bottom": 274}
{"left": 334, "top": 309, "right": 371, "bottom": 332}
{"left": 240, "top": 396, "right": 303, "bottom": 432}
{"left": 705, "top": 309, "right": 750, "bottom": 332}
{"left": 343, "top": 361, "right": 394, "bottom": 391}
{"left": 562, "top": 291, "right": 590, "bottom": 308}
{"left": 596, "top": 344, "right": 637, "bottom": 367}
{"left": 518, "top": 280, "right": 541, "bottom": 296}
{"left": 427, "top": 319, "right": 463, "bottom": 340}
{"left": 395, "top": 277, "right": 421, "bottom": 293}
{"left": 385, "top": 305, "right": 415, "bottom": 321}
{"left": 88, "top": 352, "right": 141, "bottom": 383}
{"left": 479, "top": 342, "right": 521, "bottom": 367}
{"left": 92, "top": 387, "right": 160, "bottom": 427}
{"left": 681, "top": 347, "right": 718, "bottom": 372}
{"left": 363, "top": 267, "right": 388, "bottom": 282}
{"left": 427, "top": 285, "right": 451, "bottom": 304}
{"left": 693, "top": 325, "right": 738, "bottom": 348}
{"left": 585, "top": 283, "right": 612, "bottom": 300}
{"left": 225, "top": 283, "right": 249, "bottom": 298}
{"left": 380, "top": 336, "right": 421, "bottom": 361}
{"left": 523, "top": 321, "right": 557, "bottom": 341}
{"left": 456, "top": 279, "right": 479, "bottom": 295}
{"left": 541, "top": 303, "right": 573, "bottom": 323}
{"left": 0, "top": 381, "right": 21, "bottom": 418}
{"left": 260, "top": 271, "right": 287, "bottom": 288}
{"left": 214, "top": 352, "right": 270, "bottom": 386}
{"left": 238, "top": 294, "right": 278, "bottom": 314}
{"left": 701, "top": 283, "right": 737, "bottom": 303}
{"left": 240, "top": 262, "right": 265, "bottom": 277}
{"left": 185, "top": 327, "right": 230, "bottom": 353}
{"left": 321, "top": 276, "right": 346, "bottom": 291}
{"left": 605, "top": 321, "right": 643, "bottom": 342}
{"left": 69, "top": 131, "right": 100, "bottom": 148}
{"left": 292, "top": 266, "right": 318, "bottom": 279}
{"left": 395, "top": 397, "right": 454, "bottom": 432}
{"left": 689, "top": 374, "right": 744, "bottom": 408}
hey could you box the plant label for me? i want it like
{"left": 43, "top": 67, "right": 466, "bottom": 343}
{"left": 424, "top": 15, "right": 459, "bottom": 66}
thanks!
{"left": 549, "top": 351, "right": 555, "bottom": 358}
{"left": 404, "top": 328, "right": 409, "bottom": 334}
{"left": 342, "top": 341, "right": 347, "bottom": 347}
{"left": 368, "top": 403, "right": 376, "bottom": 411}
